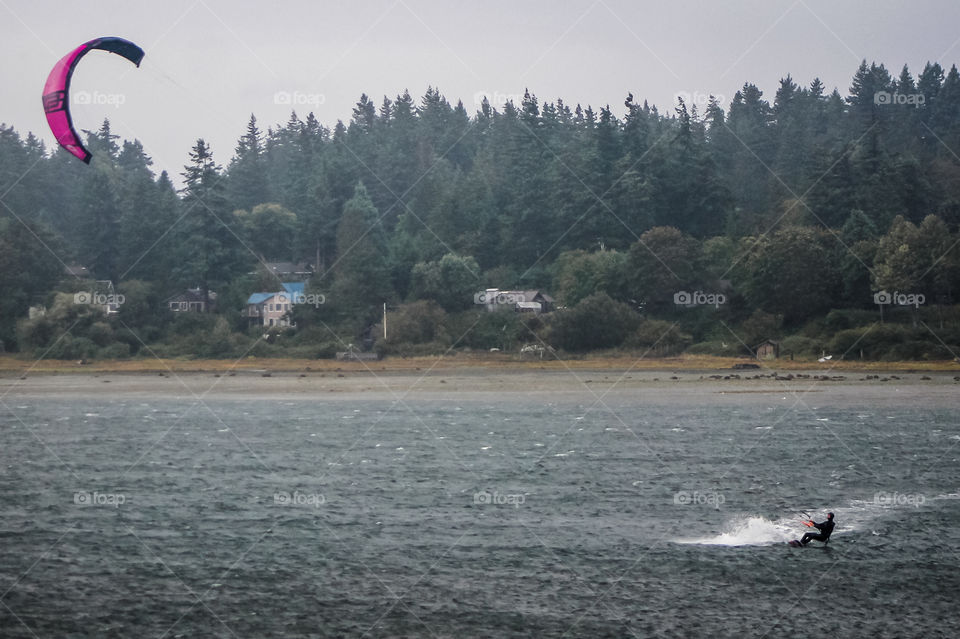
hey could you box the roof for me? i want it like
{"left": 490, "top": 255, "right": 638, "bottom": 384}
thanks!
{"left": 282, "top": 282, "right": 305, "bottom": 297}
{"left": 522, "top": 290, "right": 554, "bottom": 303}
{"left": 246, "top": 283, "right": 305, "bottom": 305}
{"left": 246, "top": 292, "right": 275, "bottom": 305}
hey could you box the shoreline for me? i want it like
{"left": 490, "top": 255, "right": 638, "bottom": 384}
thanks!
{"left": 2, "top": 361, "right": 958, "bottom": 400}
{"left": 2, "top": 353, "right": 960, "bottom": 376}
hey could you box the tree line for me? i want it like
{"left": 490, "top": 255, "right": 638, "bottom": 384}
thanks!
{"left": 2, "top": 59, "right": 960, "bottom": 360}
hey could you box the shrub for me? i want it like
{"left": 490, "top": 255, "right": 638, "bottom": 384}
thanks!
{"left": 624, "top": 320, "right": 692, "bottom": 356}
{"left": 544, "top": 293, "right": 639, "bottom": 352}
{"left": 45, "top": 335, "right": 97, "bottom": 360}
{"left": 88, "top": 321, "right": 114, "bottom": 347}
{"left": 446, "top": 309, "right": 533, "bottom": 351}
{"left": 822, "top": 309, "right": 877, "bottom": 333}
{"left": 778, "top": 335, "right": 824, "bottom": 359}
{"left": 382, "top": 301, "right": 449, "bottom": 349}
{"left": 98, "top": 342, "right": 131, "bottom": 359}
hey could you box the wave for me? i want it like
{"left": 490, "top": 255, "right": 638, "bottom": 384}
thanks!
{"left": 674, "top": 515, "right": 796, "bottom": 546}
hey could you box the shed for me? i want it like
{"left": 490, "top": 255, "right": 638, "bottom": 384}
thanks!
{"left": 755, "top": 339, "right": 780, "bottom": 360}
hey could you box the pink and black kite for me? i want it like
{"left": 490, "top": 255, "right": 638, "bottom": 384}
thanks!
{"left": 42, "top": 37, "right": 144, "bottom": 164}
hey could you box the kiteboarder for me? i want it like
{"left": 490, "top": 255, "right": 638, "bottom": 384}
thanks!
{"left": 799, "top": 512, "right": 835, "bottom": 545}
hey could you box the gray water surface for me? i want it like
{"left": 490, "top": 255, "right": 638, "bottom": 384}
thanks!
{"left": 1, "top": 382, "right": 959, "bottom": 637}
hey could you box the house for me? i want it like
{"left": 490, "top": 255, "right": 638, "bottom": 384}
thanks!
{"left": 166, "top": 288, "right": 216, "bottom": 313}
{"left": 755, "top": 339, "right": 780, "bottom": 361}
{"left": 477, "top": 288, "right": 555, "bottom": 313}
{"left": 245, "top": 282, "right": 306, "bottom": 328}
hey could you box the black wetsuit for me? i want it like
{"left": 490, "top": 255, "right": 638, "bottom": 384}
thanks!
{"left": 800, "top": 518, "right": 835, "bottom": 545}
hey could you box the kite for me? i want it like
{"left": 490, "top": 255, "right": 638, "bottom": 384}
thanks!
{"left": 42, "top": 37, "right": 144, "bottom": 163}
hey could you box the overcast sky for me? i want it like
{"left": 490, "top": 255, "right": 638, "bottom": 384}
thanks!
{"left": 5, "top": 0, "right": 960, "bottom": 183}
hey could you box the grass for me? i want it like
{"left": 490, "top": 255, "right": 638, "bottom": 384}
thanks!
{"left": 1, "top": 351, "right": 958, "bottom": 375}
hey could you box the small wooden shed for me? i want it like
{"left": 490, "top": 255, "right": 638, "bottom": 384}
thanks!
{"left": 755, "top": 339, "right": 780, "bottom": 360}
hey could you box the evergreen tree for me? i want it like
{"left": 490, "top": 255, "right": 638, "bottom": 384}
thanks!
{"left": 330, "top": 182, "right": 393, "bottom": 318}
{"left": 173, "top": 139, "right": 246, "bottom": 308}
{"left": 227, "top": 114, "right": 271, "bottom": 210}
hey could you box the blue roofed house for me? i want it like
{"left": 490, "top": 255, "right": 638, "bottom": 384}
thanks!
{"left": 245, "top": 282, "right": 306, "bottom": 328}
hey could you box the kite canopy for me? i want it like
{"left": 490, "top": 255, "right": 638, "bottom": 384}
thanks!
{"left": 42, "top": 37, "right": 145, "bottom": 163}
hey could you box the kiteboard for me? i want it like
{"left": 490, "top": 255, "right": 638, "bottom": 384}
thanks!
{"left": 787, "top": 539, "right": 803, "bottom": 547}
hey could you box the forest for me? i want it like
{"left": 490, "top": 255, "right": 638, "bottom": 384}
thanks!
{"left": 3, "top": 59, "right": 960, "bottom": 361}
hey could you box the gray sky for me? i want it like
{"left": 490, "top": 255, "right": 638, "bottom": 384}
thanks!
{"left": 4, "top": 0, "right": 960, "bottom": 183}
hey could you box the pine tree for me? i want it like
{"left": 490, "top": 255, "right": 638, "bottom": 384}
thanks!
{"left": 174, "top": 139, "right": 246, "bottom": 308}
{"left": 331, "top": 182, "right": 393, "bottom": 318}
{"left": 77, "top": 167, "right": 122, "bottom": 282}
{"left": 227, "top": 114, "right": 271, "bottom": 210}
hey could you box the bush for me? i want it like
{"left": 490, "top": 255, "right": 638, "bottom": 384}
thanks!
{"left": 624, "top": 319, "right": 692, "bottom": 356}
{"left": 44, "top": 335, "right": 97, "bottom": 360}
{"left": 446, "top": 310, "right": 533, "bottom": 351}
{"left": 98, "top": 342, "right": 131, "bottom": 359}
{"left": 382, "top": 301, "right": 449, "bottom": 350}
{"left": 88, "top": 321, "right": 114, "bottom": 347}
{"left": 882, "top": 341, "right": 948, "bottom": 361}
{"left": 382, "top": 340, "right": 451, "bottom": 357}
{"left": 778, "top": 335, "right": 824, "bottom": 359}
{"left": 822, "top": 309, "right": 877, "bottom": 333}
{"left": 825, "top": 324, "right": 951, "bottom": 360}
{"left": 169, "top": 312, "right": 219, "bottom": 337}
{"left": 544, "top": 293, "right": 639, "bottom": 352}
{"left": 315, "top": 341, "right": 340, "bottom": 359}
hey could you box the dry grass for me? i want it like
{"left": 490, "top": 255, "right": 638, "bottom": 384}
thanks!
{"left": 1, "top": 352, "right": 957, "bottom": 375}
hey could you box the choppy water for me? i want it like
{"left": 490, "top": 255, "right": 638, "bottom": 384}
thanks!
{"left": 1, "top": 383, "right": 959, "bottom": 637}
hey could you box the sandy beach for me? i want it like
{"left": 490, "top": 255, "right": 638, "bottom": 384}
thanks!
{"left": 2, "top": 361, "right": 959, "bottom": 400}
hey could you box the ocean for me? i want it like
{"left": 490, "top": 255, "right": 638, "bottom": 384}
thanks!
{"left": 1, "top": 377, "right": 958, "bottom": 637}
